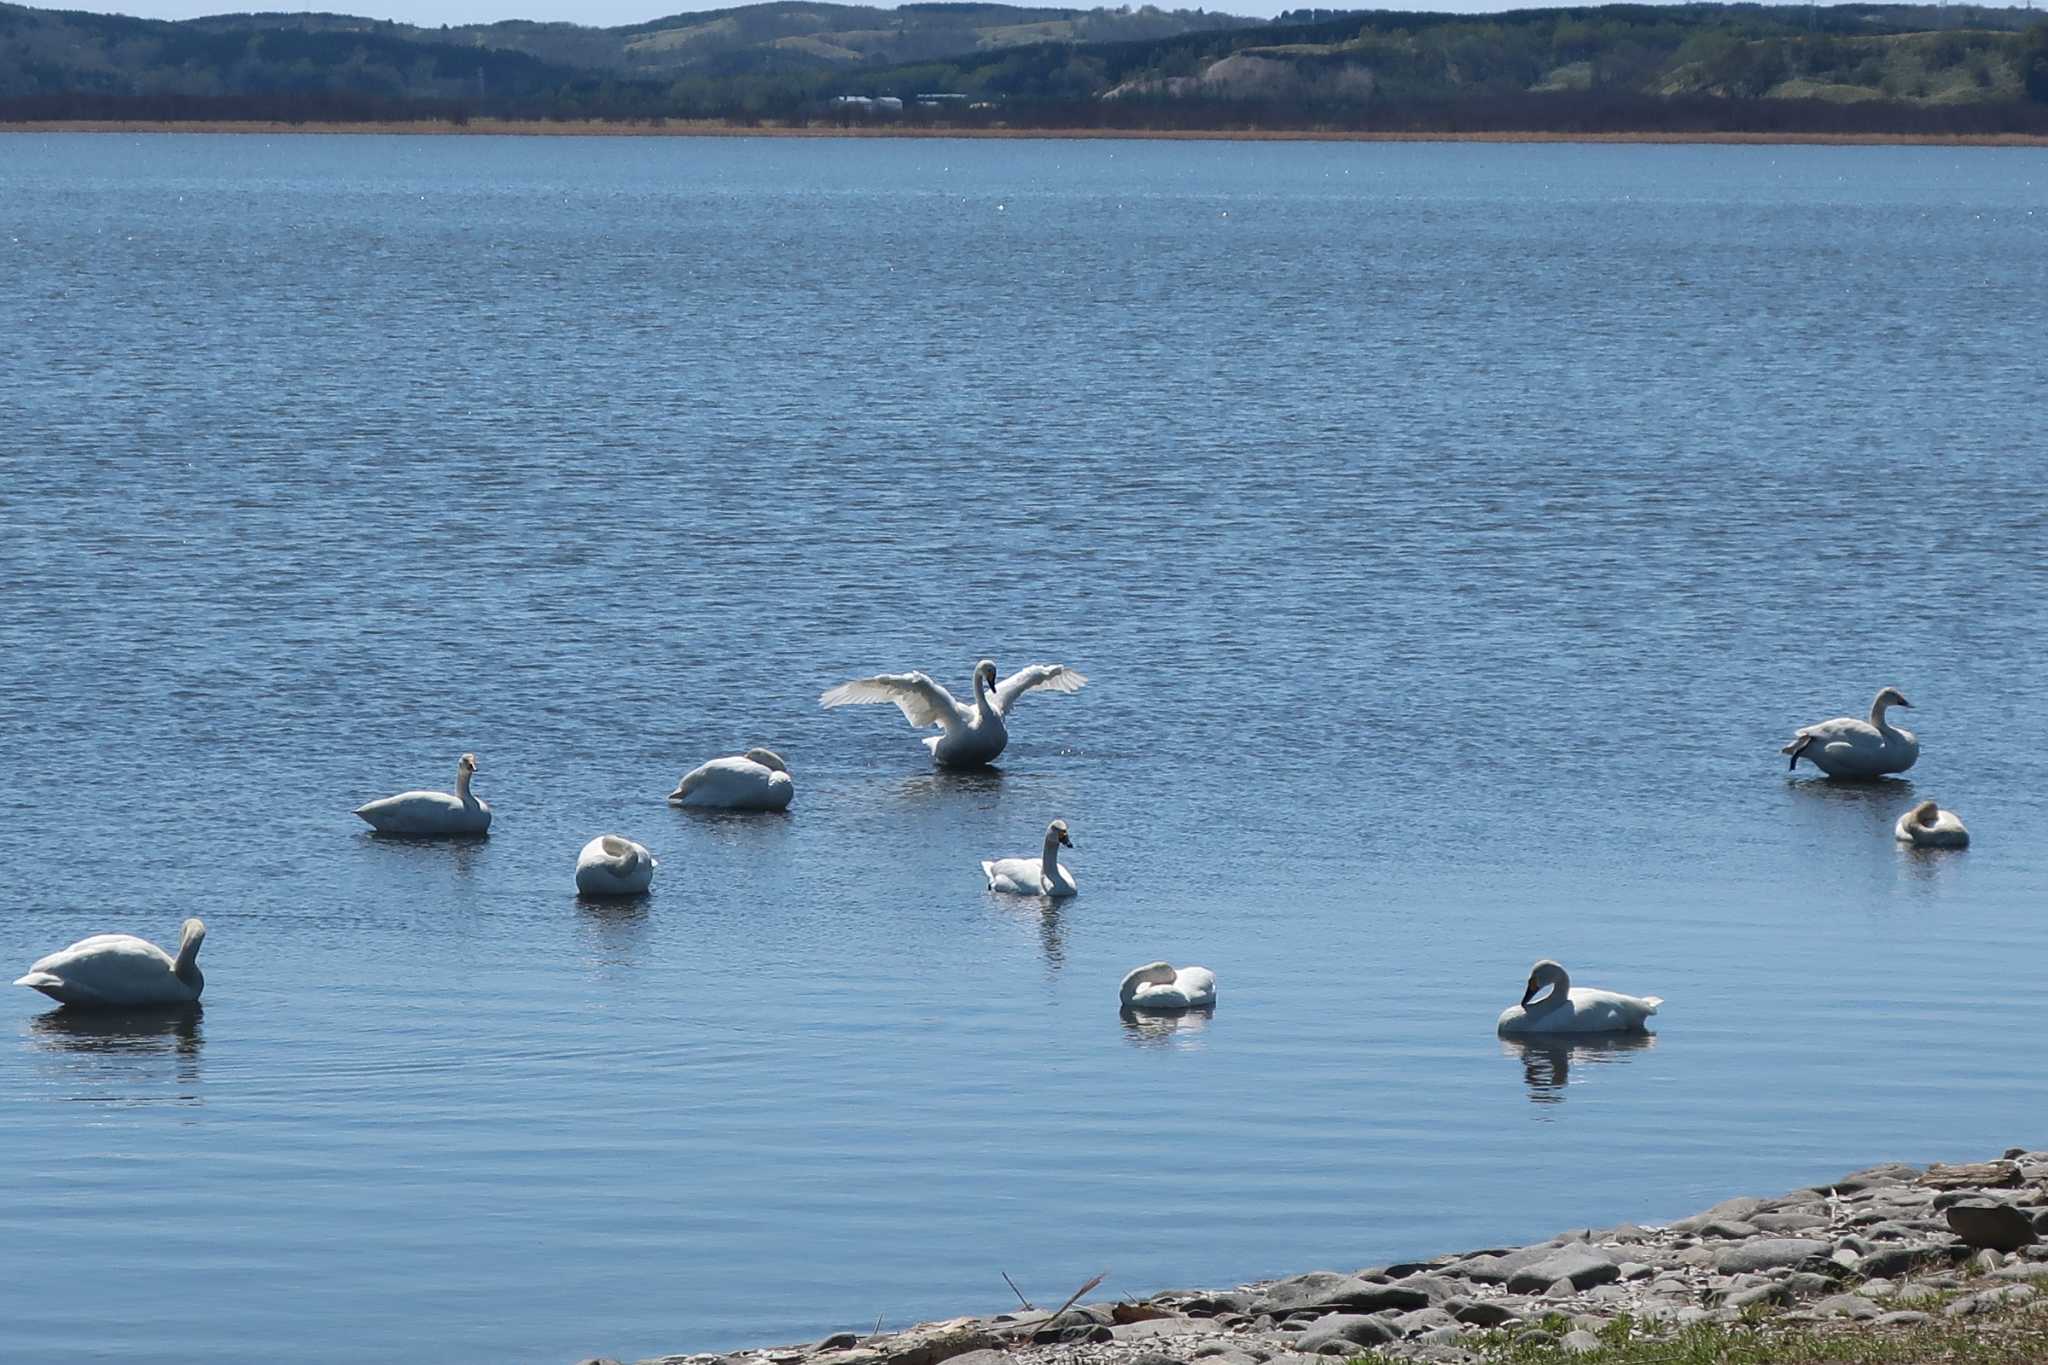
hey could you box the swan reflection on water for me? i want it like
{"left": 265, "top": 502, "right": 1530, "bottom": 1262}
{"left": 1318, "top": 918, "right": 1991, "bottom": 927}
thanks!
{"left": 29, "top": 1004, "right": 205, "bottom": 1098}
{"left": 1501, "top": 1031, "right": 1654, "bottom": 1105}
{"left": 890, "top": 767, "right": 1006, "bottom": 807}
{"left": 363, "top": 829, "right": 491, "bottom": 876}
{"left": 574, "top": 893, "right": 653, "bottom": 968}
{"left": 1119, "top": 1005, "right": 1214, "bottom": 1050}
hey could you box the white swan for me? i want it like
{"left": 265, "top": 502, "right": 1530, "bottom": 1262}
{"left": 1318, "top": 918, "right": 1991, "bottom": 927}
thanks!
{"left": 820, "top": 658, "right": 1086, "bottom": 767}
{"left": 668, "top": 749, "right": 794, "bottom": 811}
{"left": 1782, "top": 687, "right": 1918, "bottom": 778}
{"left": 982, "top": 819, "right": 1077, "bottom": 897}
{"left": 355, "top": 752, "right": 491, "bottom": 835}
{"left": 1120, "top": 961, "right": 1217, "bottom": 1011}
{"left": 1497, "top": 960, "right": 1659, "bottom": 1035}
{"left": 16, "top": 919, "right": 206, "bottom": 1008}
{"left": 575, "top": 835, "right": 656, "bottom": 896}
{"left": 1895, "top": 799, "right": 1969, "bottom": 849}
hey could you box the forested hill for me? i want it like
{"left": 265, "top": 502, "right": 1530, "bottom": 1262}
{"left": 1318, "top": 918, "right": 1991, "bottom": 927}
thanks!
{"left": 3, "top": 2, "right": 2046, "bottom": 134}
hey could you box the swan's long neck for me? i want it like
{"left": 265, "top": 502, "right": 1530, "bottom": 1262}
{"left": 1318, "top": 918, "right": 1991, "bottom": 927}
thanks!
{"left": 174, "top": 924, "right": 205, "bottom": 985}
{"left": 1041, "top": 828, "right": 1063, "bottom": 880}
{"left": 456, "top": 765, "right": 475, "bottom": 803}
{"left": 1869, "top": 695, "right": 1897, "bottom": 731}
{"left": 974, "top": 670, "right": 992, "bottom": 714}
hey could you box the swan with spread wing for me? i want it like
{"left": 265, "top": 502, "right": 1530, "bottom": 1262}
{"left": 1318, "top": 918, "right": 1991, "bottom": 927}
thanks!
{"left": 819, "top": 658, "right": 1086, "bottom": 767}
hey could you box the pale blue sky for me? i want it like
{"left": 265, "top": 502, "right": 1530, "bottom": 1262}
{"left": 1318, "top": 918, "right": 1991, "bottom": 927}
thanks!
{"left": 63, "top": 0, "right": 1543, "bottom": 26}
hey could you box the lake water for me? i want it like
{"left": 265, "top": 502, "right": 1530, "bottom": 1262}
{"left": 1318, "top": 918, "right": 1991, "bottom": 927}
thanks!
{"left": 2, "top": 132, "right": 2045, "bottom": 1365}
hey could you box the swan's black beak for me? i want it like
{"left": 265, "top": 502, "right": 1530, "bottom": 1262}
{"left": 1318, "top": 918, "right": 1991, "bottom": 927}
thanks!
{"left": 1520, "top": 981, "right": 1540, "bottom": 1007}
{"left": 1897, "top": 698, "right": 1913, "bottom": 708}
{"left": 1061, "top": 834, "right": 1075, "bottom": 849}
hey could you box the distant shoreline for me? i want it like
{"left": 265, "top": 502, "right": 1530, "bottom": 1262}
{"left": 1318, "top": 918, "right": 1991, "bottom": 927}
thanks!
{"left": 5, "top": 119, "right": 2048, "bottom": 147}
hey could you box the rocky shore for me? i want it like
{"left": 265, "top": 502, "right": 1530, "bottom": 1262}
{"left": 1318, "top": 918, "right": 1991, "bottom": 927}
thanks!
{"left": 594, "top": 1150, "right": 2048, "bottom": 1365}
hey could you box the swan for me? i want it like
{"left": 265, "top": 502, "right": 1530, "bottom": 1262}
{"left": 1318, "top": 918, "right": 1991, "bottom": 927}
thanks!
{"left": 820, "top": 658, "right": 1086, "bottom": 767}
{"left": 355, "top": 752, "right": 491, "bottom": 835}
{"left": 16, "top": 919, "right": 206, "bottom": 1008}
{"left": 575, "top": 835, "right": 656, "bottom": 896}
{"left": 1497, "top": 960, "right": 1659, "bottom": 1035}
{"left": 1120, "top": 961, "right": 1217, "bottom": 1011}
{"left": 1895, "top": 799, "right": 1969, "bottom": 849}
{"left": 982, "top": 819, "right": 1078, "bottom": 897}
{"left": 1782, "top": 688, "right": 1918, "bottom": 778}
{"left": 668, "top": 749, "right": 794, "bottom": 811}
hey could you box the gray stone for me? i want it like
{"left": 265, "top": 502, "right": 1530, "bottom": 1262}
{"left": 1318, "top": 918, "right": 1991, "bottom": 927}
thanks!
{"left": 1812, "top": 1294, "right": 1879, "bottom": 1320}
{"left": 1827, "top": 1163, "right": 1922, "bottom": 1194}
{"left": 1947, "top": 1202, "right": 2038, "bottom": 1253}
{"left": 1392, "top": 1308, "right": 1456, "bottom": 1337}
{"left": 1750, "top": 1212, "right": 1831, "bottom": 1234}
{"left": 1616, "top": 1262, "right": 1653, "bottom": 1281}
{"left": 1129, "top": 1353, "right": 1186, "bottom": 1365}
{"left": 1395, "top": 1276, "right": 1462, "bottom": 1306}
{"left": 1692, "top": 1221, "right": 1761, "bottom": 1240}
{"left": 1445, "top": 1243, "right": 1568, "bottom": 1286}
{"left": 1450, "top": 1301, "right": 1521, "bottom": 1328}
{"left": 1559, "top": 1330, "right": 1601, "bottom": 1355}
{"left": 815, "top": 1337, "right": 862, "bottom": 1353}
{"left": 1711, "top": 1239, "right": 1831, "bottom": 1275}
{"left": 1505, "top": 1248, "right": 1620, "bottom": 1296}
{"left": 1415, "top": 1326, "right": 1462, "bottom": 1346}
{"left": 1782, "top": 1272, "right": 1837, "bottom": 1298}
{"left": 1875, "top": 1311, "right": 1931, "bottom": 1327}
{"left": 1292, "top": 1314, "right": 1398, "bottom": 1351}
{"left": 1252, "top": 1272, "right": 1429, "bottom": 1316}
{"left": 1671, "top": 1197, "right": 1768, "bottom": 1232}
{"left": 1860, "top": 1243, "right": 1955, "bottom": 1280}
{"left": 1719, "top": 1284, "right": 1789, "bottom": 1310}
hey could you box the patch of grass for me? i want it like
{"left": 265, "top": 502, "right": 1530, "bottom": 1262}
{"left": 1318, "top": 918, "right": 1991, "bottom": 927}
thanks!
{"left": 1442, "top": 1300, "right": 2048, "bottom": 1365}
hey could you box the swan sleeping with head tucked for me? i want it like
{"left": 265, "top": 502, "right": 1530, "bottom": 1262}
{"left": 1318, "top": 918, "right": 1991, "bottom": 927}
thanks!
{"left": 575, "top": 835, "right": 656, "bottom": 896}
{"left": 355, "top": 753, "right": 492, "bottom": 835}
{"left": 982, "top": 819, "right": 1077, "bottom": 897}
{"left": 16, "top": 919, "right": 206, "bottom": 1008}
{"left": 669, "top": 749, "right": 794, "bottom": 811}
{"left": 820, "top": 658, "right": 1086, "bottom": 767}
{"left": 1782, "top": 688, "right": 1918, "bottom": 779}
{"left": 1120, "top": 961, "right": 1217, "bottom": 1011}
{"left": 1896, "top": 799, "right": 1969, "bottom": 849}
{"left": 1496, "top": 960, "right": 1659, "bottom": 1035}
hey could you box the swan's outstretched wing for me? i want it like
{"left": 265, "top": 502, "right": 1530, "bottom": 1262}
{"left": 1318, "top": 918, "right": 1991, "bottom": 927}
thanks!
{"left": 819, "top": 672, "right": 964, "bottom": 729}
{"left": 991, "top": 664, "right": 1087, "bottom": 717}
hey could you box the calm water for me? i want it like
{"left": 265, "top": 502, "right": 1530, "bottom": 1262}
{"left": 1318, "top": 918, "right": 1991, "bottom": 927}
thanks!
{"left": 2, "top": 133, "right": 2045, "bottom": 1365}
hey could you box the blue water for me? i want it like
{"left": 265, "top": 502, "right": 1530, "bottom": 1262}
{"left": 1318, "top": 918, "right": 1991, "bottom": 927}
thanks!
{"left": 2, "top": 132, "right": 2045, "bottom": 1365}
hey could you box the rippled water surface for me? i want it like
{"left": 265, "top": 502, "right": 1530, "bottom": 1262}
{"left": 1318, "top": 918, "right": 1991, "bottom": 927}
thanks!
{"left": 3, "top": 133, "right": 2046, "bottom": 1365}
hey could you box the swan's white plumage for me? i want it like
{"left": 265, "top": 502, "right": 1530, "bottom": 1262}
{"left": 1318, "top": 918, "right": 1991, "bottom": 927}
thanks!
{"left": 1782, "top": 688, "right": 1918, "bottom": 779}
{"left": 821, "top": 659, "right": 1085, "bottom": 766}
{"left": 1119, "top": 961, "right": 1216, "bottom": 1011}
{"left": 1496, "top": 959, "right": 1658, "bottom": 1035}
{"left": 355, "top": 752, "right": 491, "bottom": 835}
{"left": 990, "top": 663, "right": 1087, "bottom": 717}
{"left": 669, "top": 749, "right": 794, "bottom": 811}
{"left": 16, "top": 919, "right": 206, "bottom": 1008}
{"left": 1895, "top": 800, "right": 1968, "bottom": 849}
{"left": 982, "top": 819, "right": 1077, "bottom": 897}
{"left": 575, "top": 835, "right": 656, "bottom": 896}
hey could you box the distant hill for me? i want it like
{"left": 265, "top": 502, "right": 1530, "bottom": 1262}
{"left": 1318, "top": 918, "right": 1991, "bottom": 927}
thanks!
{"left": 2, "top": 2, "right": 2045, "bottom": 133}
{"left": 0, "top": 2, "right": 1256, "bottom": 94}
